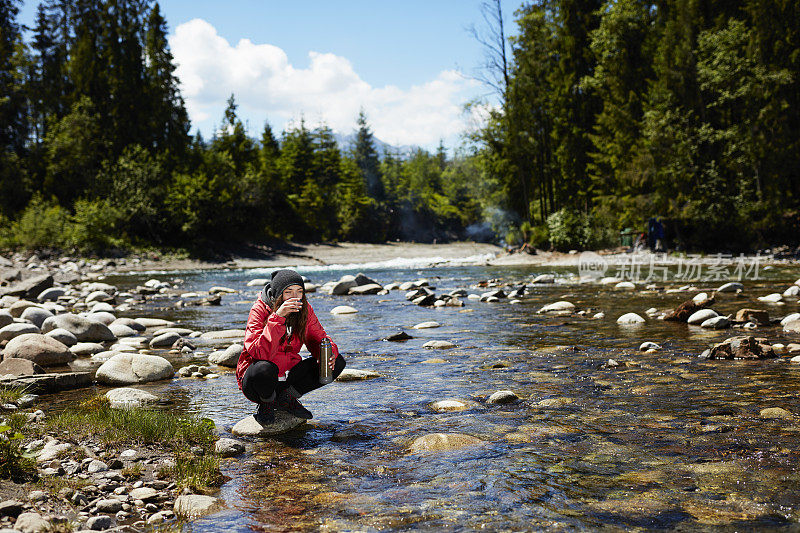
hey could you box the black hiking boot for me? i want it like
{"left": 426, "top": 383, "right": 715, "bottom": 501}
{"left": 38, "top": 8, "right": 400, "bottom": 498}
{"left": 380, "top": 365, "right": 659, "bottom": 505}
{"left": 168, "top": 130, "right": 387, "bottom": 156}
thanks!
{"left": 276, "top": 389, "right": 313, "bottom": 419}
{"left": 254, "top": 401, "right": 275, "bottom": 425}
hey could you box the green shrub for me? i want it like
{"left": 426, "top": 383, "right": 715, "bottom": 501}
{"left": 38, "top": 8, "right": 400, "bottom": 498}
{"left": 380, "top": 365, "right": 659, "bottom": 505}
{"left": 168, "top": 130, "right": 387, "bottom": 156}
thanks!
{"left": 504, "top": 225, "right": 523, "bottom": 246}
{"left": 0, "top": 195, "right": 72, "bottom": 249}
{"left": 528, "top": 224, "right": 550, "bottom": 248}
{"left": 547, "top": 208, "right": 614, "bottom": 251}
{"left": 69, "top": 198, "right": 125, "bottom": 252}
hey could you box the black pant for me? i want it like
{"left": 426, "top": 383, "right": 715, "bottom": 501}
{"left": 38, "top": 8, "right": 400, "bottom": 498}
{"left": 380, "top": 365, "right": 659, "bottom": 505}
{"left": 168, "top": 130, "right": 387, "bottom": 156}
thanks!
{"left": 241, "top": 356, "right": 346, "bottom": 404}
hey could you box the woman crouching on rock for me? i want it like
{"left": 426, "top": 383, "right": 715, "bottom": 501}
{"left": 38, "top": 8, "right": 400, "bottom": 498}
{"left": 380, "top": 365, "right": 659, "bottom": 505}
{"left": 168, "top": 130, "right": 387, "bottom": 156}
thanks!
{"left": 237, "top": 269, "right": 346, "bottom": 424}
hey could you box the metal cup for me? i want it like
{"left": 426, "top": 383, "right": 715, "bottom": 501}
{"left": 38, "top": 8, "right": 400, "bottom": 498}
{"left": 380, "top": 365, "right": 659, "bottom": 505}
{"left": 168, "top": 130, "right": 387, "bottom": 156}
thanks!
{"left": 319, "top": 338, "right": 333, "bottom": 384}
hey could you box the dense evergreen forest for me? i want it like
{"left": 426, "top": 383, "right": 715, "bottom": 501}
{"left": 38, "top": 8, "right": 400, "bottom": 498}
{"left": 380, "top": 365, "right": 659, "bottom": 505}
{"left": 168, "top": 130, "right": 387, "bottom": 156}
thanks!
{"left": 0, "top": 0, "right": 798, "bottom": 254}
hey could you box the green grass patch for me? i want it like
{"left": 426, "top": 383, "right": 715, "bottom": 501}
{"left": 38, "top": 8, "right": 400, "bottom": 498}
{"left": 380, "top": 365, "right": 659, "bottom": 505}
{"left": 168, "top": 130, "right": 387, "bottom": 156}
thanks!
{"left": 44, "top": 396, "right": 216, "bottom": 449}
{"left": 40, "top": 395, "right": 223, "bottom": 492}
{"left": 161, "top": 454, "right": 224, "bottom": 493}
{"left": 0, "top": 421, "right": 37, "bottom": 481}
{"left": 121, "top": 461, "right": 143, "bottom": 479}
{"left": 35, "top": 475, "right": 90, "bottom": 497}
{"left": 0, "top": 385, "right": 27, "bottom": 405}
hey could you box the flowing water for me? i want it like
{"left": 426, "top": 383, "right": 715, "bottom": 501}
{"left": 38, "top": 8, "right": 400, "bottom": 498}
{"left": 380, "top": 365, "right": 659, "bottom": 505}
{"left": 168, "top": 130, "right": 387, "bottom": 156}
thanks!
{"left": 54, "top": 261, "right": 800, "bottom": 531}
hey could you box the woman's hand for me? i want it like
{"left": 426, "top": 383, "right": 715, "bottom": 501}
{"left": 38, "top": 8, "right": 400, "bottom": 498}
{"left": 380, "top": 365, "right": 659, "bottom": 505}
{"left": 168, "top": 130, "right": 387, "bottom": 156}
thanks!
{"left": 275, "top": 297, "right": 302, "bottom": 317}
{"left": 328, "top": 352, "right": 336, "bottom": 371}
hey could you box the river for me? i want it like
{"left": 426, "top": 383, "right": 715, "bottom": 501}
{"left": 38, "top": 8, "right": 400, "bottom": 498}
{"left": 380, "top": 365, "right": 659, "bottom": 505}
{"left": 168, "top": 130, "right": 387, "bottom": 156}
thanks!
{"left": 54, "top": 260, "right": 800, "bottom": 531}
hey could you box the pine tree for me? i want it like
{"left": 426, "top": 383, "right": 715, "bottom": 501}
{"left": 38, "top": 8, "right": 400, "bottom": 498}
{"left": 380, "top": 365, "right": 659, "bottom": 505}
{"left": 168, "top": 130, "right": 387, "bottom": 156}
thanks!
{"left": 212, "top": 94, "right": 257, "bottom": 175}
{"left": 353, "top": 110, "right": 385, "bottom": 202}
{"left": 0, "top": 0, "right": 26, "bottom": 152}
{"left": 144, "top": 2, "right": 189, "bottom": 160}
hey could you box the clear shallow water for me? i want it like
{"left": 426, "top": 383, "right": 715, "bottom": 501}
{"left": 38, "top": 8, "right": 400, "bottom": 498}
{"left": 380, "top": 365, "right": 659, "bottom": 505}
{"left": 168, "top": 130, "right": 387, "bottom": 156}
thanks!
{"left": 64, "top": 263, "right": 800, "bottom": 530}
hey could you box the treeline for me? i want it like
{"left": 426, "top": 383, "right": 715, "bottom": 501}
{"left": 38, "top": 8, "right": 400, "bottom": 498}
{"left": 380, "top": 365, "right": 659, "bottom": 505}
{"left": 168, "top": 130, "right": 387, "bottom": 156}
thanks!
{"left": 3, "top": 0, "right": 799, "bottom": 254}
{"left": 0, "top": 0, "right": 483, "bottom": 252}
{"left": 478, "top": 0, "right": 800, "bottom": 251}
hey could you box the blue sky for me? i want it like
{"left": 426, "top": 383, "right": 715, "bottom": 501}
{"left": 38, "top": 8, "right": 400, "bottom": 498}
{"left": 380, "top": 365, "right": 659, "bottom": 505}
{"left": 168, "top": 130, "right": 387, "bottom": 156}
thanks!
{"left": 18, "top": 0, "right": 521, "bottom": 149}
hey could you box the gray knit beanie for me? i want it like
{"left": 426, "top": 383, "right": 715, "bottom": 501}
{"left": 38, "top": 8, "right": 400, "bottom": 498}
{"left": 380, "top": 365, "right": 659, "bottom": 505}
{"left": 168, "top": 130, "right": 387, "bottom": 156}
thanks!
{"left": 264, "top": 269, "right": 304, "bottom": 300}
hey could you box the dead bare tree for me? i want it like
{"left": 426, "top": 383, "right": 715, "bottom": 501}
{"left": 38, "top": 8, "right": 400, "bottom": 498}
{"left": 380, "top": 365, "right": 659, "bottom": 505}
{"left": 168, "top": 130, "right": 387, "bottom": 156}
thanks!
{"left": 468, "top": 0, "right": 511, "bottom": 101}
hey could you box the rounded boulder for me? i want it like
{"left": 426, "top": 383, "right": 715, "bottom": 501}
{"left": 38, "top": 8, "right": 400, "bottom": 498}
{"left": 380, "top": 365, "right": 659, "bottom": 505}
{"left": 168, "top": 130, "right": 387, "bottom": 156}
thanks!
{"left": 208, "top": 343, "right": 242, "bottom": 367}
{"left": 2, "top": 333, "right": 73, "bottom": 366}
{"left": 41, "top": 313, "right": 116, "bottom": 342}
{"left": 95, "top": 353, "right": 174, "bottom": 385}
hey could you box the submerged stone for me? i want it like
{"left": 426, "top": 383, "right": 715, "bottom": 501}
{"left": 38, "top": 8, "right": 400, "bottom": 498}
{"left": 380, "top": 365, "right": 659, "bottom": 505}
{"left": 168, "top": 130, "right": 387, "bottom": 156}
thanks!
{"left": 409, "top": 433, "right": 484, "bottom": 453}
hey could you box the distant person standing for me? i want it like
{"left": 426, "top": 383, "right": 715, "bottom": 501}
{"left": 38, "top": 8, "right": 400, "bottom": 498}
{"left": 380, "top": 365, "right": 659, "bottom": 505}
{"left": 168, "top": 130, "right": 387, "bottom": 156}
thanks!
{"left": 648, "top": 217, "right": 666, "bottom": 252}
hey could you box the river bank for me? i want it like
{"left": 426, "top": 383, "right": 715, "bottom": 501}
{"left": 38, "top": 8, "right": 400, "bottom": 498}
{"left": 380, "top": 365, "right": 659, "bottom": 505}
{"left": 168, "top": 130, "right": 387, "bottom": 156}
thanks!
{"left": 4, "top": 242, "right": 799, "bottom": 277}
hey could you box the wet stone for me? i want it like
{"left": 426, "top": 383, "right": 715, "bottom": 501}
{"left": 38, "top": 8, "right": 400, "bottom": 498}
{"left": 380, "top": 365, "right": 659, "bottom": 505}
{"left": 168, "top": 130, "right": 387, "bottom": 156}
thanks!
{"left": 231, "top": 413, "right": 305, "bottom": 436}
{"left": 487, "top": 390, "right": 519, "bottom": 404}
{"left": 409, "top": 433, "right": 484, "bottom": 453}
{"left": 760, "top": 407, "right": 793, "bottom": 419}
{"left": 336, "top": 369, "right": 381, "bottom": 381}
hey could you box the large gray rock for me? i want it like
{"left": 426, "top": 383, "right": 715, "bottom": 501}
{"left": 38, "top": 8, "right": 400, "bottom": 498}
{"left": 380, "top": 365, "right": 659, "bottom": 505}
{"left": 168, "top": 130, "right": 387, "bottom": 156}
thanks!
{"left": 95, "top": 353, "right": 174, "bottom": 385}
{"left": 134, "top": 317, "right": 175, "bottom": 328}
{"left": 687, "top": 309, "right": 719, "bottom": 325}
{"left": 41, "top": 313, "right": 115, "bottom": 342}
{"left": 785, "top": 320, "right": 800, "bottom": 334}
{"left": 354, "top": 273, "right": 379, "bottom": 286}
{"left": 0, "top": 273, "right": 53, "bottom": 299}
{"left": 20, "top": 306, "right": 53, "bottom": 328}
{"left": 331, "top": 279, "right": 356, "bottom": 295}
{"left": 106, "top": 387, "right": 160, "bottom": 408}
{"left": 110, "top": 317, "right": 146, "bottom": 332}
{"left": 109, "top": 324, "right": 137, "bottom": 338}
{"left": 0, "top": 322, "right": 40, "bottom": 343}
{"left": 174, "top": 495, "right": 225, "bottom": 519}
{"left": 8, "top": 300, "right": 37, "bottom": 318}
{"left": 0, "top": 309, "right": 12, "bottom": 328}
{"left": 2, "top": 333, "right": 72, "bottom": 366}
{"left": 14, "top": 512, "right": 49, "bottom": 533}
{"left": 44, "top": 328, "right": 77, "bottom": 347}
{"left": 231, "top": 413, "right": 305, "bottom": 436}
{"left": 90, "top": 302, "right": 115, "bottom": 313}
{"left": 208, "top": 343, "right": 242, "bottom": 367}
{"left": 199, "top": 329, "right": 245, "bottom": 340}
{"left": 36, "top": 287, "right": 65, "bottom": 302}
{"left": 84, "top": 311, "right": 115, "bottom": 325}
{"left": 348, "top": 283, "right": 383, "bottom": 295}
{"left": 150, "top": 332, "right": 180, "bottom": 348}
{"left": 85, "top": 290, "right": 113, "bottom": 303}
{"left": 0, "top": 358, "right": 44, "bottom": 376}
{"left": 69, "top": 342, "right": 105, "bottom": 356}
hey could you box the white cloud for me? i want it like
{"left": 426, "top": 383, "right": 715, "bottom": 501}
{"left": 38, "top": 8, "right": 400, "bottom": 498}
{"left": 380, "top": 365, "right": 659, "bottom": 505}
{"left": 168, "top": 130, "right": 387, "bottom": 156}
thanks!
{"left": 169, "top": 18, "right": 480, "bottom": 148}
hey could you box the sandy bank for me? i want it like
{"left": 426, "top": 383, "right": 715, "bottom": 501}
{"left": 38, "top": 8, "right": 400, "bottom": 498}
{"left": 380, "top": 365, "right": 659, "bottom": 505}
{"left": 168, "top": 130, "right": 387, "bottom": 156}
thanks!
{"left": 116, "top": 242, "right": 799, "bottom": 273}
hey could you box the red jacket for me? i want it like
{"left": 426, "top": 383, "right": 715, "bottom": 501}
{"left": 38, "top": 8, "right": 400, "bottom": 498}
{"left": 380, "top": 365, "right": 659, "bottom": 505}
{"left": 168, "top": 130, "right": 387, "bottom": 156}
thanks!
{"left": 236, "top": 295, "right": 339, "bottom": 388}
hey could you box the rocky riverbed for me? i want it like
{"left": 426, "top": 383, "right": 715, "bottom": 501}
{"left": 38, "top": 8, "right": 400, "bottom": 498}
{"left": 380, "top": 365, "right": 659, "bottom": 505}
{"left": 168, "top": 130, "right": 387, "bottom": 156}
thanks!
{"left": 2, "top": 250, "right": 800, "bottom": 531}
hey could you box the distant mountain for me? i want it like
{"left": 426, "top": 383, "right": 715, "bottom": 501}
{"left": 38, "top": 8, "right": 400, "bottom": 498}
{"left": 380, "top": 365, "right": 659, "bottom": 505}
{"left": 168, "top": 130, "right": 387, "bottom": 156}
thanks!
{"left": 333, "top": 131, "right": 418, "bottom": 159}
